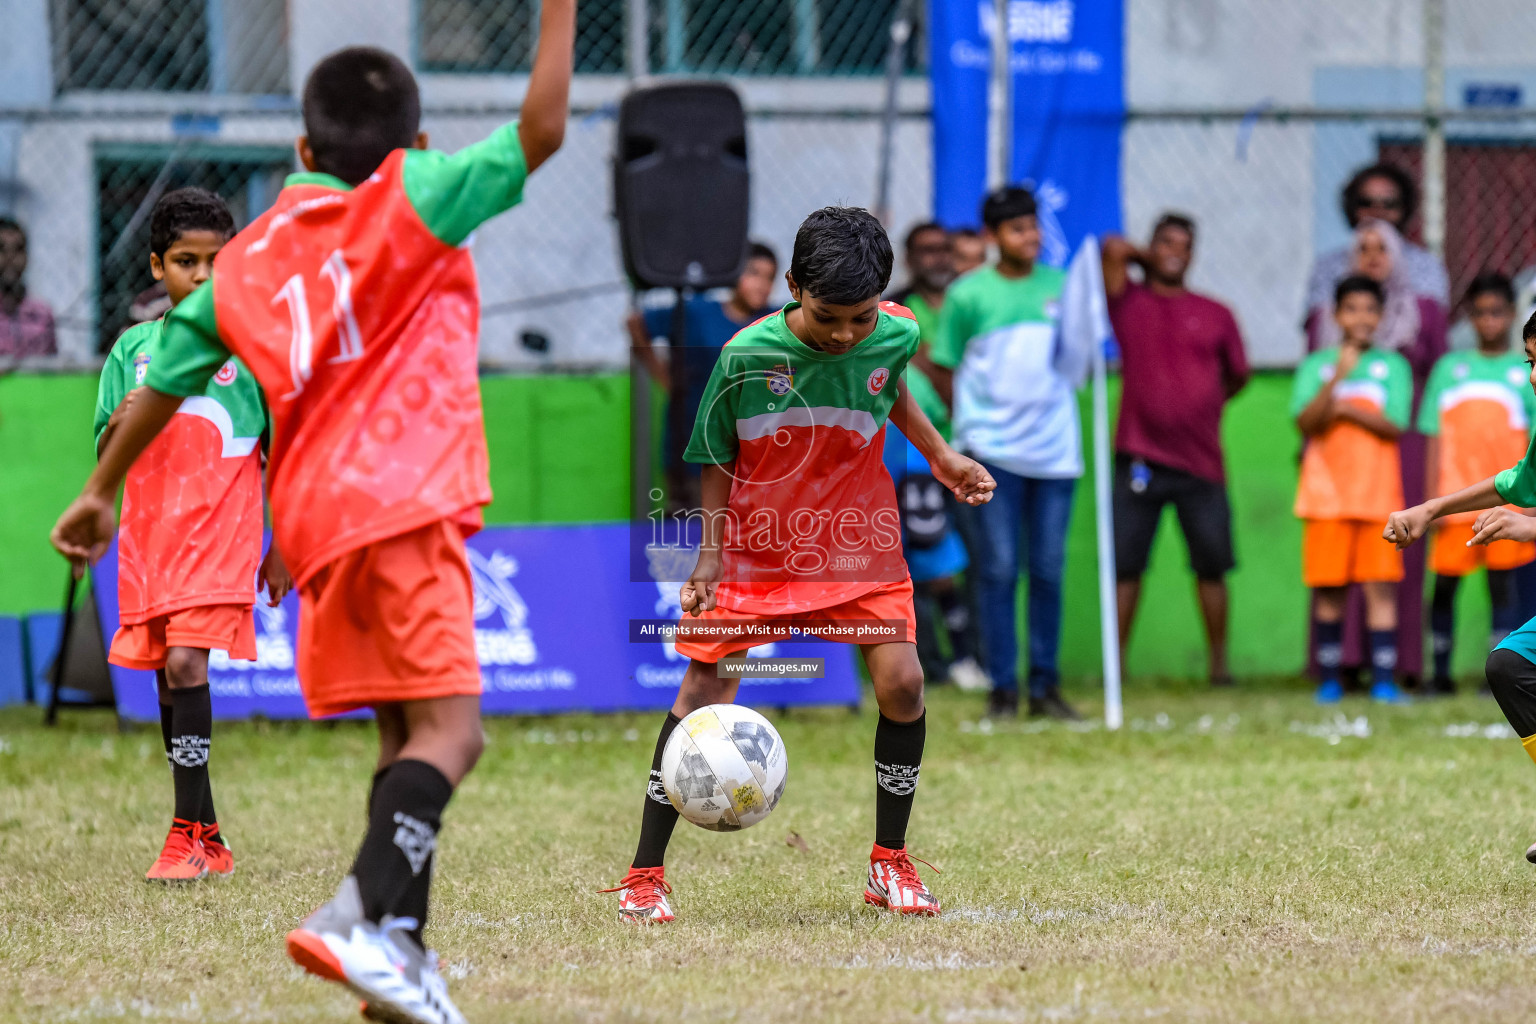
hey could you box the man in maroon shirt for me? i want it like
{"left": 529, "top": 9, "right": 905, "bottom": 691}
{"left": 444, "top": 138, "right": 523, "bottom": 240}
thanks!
{"left": 1102, "top": 213, "right": 1251, "bottom": 686}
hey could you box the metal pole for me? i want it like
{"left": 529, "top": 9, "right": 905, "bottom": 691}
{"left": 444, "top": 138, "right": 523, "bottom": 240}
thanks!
{"left": 1422, "top": 0, "right": 1446, "bottom": 259}
{"left": 986, "top": 0, "right": 1011, "bottom": 189}
{"left": 873, "top": 0, "right": 913, "bottom": 224}
{"left": 626, "top": 0, "right": 649, "bottom": 78}
{"left": 1090, "top": 275, "right": 1123, "bottom": 732}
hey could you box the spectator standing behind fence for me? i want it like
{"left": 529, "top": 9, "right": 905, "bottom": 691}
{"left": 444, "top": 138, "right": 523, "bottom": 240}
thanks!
{"left": 1293, "top": 276, "right": 1412, "bottom": 704}
{"left": 1304, "top": 163, "right": 1450, "bottom": 314}
{"left": 627, "top": 242, "right": 778, "bottom": 507}
{"left": 1101, "top": 213, "right": 1251, "bottom": 687}
{"left": 1419, "top": 273, "right": 1536, "bottom": 695}
{"left": 884, "top": 222, "right": 987, "bottom": 692}
{"left": 1307, "top": 220, "right": 1446, "bottom": 688}
{"left": 930, "top": 186, "right": 1081, "bottom": 721}
{"left": 0, "top": 217, "right": 57, "bottom": 359}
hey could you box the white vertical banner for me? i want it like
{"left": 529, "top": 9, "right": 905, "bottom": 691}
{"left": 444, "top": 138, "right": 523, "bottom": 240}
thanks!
{"left": 1060, "top": 236, "right": 1122, "bottom": 729}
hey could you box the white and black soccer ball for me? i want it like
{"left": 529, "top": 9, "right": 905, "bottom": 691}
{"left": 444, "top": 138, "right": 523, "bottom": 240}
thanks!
{"left": 660, "top": 704, "right": 788, "bottom": 832}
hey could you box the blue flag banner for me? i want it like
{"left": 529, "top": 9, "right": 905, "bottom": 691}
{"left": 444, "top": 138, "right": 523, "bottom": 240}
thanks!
{"left": 95, "top": 524, "right": 863, "bottom": 722}
{"left": 929, "top": 0, "right": 993, "bottom": 228}
{"left": 929, "top": 0, "right": 1124, "bottom": 252}
{"left": 1008, "top": 0, "right": 1124, "bottom": 266}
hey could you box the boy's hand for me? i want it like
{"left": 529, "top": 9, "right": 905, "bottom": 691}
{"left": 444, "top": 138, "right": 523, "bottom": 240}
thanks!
{"left": 1383, "top": 503, "right": 1435, "bottom": 549}
{"left": 259, "top": 542, "right": 293, "bottom": 607}
{"left": 680, "top": 551, "right": 723, "bottom": 617}
{"left": 51, "top": 490, "right": 118, "bottom": 567}
{"left": 1470, "top": 507, "right": 1536, "bottom": 547}
{"left": 1335, "top": 341, "right": 1364, "bottom": 380}
{"left": 932, "top": 449, "right": 996, "bottom": 506}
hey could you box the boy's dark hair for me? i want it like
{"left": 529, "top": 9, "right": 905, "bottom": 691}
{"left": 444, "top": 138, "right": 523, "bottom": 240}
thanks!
{"left": 1522, "top": 310, "right": 1536, "bottom": 341}
{"left": 150, "top": 187, "right": 235, "bottom": 257}
{"left": 981, "top": 187, "right": 1037, "bottom": 229}
{"left": 1341, "top": 163, "right": 1417, "bottom": 229}
{"left": 903, "top": 221, "right": 946, "bottom": 252}
{"left": 1464, "top": 270, "right": 1515, "bottom": 308}
{"left": 1153, "top": 211, "right": 1196, "bottom": 243}
{"left": 1334, "top": 274, "right": 1384, "bottom": 310}
{"left": 746, "top": 240, "right": 778, "bottom": 266}
{"left": 789, "top": 206, "right": 893, "bottom": 306}
{"left": 302, "top": 47, "right": 421, "bottom": 187}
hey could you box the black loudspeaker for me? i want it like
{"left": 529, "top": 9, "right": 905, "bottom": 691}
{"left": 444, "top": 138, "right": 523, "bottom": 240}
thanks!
{"left": 615, "top": 82, "right": 750, "bottom": 290}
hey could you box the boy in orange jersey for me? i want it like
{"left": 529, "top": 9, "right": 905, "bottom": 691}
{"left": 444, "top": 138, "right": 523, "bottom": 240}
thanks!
{"left": 1419, "top": 273, "right": 1536, "bottom": 695}
{"left": 51, "top": 6, "right": 574, "bottom": 1021}
{"left": 1292, "top": 275, "right": 1413, "bottom": 704}
{"left": 96, "top": 187, "right": 291, "bottom": 884}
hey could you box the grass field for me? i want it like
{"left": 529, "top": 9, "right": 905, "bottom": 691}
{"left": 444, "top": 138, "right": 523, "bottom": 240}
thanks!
{"left": 6, "top": 681, "right": 1536, "bottom": 1023}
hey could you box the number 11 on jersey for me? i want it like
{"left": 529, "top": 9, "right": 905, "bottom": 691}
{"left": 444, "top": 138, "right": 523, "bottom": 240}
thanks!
{"left": 276, "top": 249, "right": 365, "bottom": 399}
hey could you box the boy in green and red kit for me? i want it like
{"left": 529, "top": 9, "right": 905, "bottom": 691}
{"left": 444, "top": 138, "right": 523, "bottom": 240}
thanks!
{"left": 1418, "top": 272, "right": 1536, "bottom": 694}
{"left": 605, "top": 207, "right": 995, "bottom": 923}
{"left": 95, "top": 187, "right": 290, "bottom": 883}
{"left": 55, "top": 10, "right": 574, "bottom": 1019}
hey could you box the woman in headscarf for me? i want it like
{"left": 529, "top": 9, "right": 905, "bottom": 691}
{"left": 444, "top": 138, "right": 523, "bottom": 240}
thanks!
{"left": 1305, "top": 220, "right": 1448, "bottom": 690}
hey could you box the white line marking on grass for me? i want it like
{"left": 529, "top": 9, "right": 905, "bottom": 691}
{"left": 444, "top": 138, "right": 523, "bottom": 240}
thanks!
{"left": 1442, "top": 722, "right": 1517, "bottom": 739}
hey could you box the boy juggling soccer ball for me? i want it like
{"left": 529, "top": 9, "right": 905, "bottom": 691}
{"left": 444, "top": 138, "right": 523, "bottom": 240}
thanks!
{"left": 1292, "top": 276, "right": 1413, "bottom": 704}
{"left": 1387, "top": 310, "right": 1536, "bottom": 858}
{"left": 97, "top": 187, "right": 291, "bottom": 883}
{"left": 52, "top": 6, "right": 574, "bottom": 1020}
{"left": 605, "top": 207, "right": 995, "bottom": 923}
{"left": 1418, "top": 273, "right": 1536, "bottom": 695}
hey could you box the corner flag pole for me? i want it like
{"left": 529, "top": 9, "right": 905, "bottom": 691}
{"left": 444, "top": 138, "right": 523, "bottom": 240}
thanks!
{"left": 1091, "top": 309, "right": 1123, "bottom": 730}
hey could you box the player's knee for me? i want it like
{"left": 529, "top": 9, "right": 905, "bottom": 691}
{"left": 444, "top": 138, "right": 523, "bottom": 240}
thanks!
{"left": 163, "top": 648, "right": 207, "bottom": 690}
{"left": 875, "top": 662, "right": 925, "bottom": 719}
{"left": 1486, "top": 647, "right": 1531, "bottom": 702}
{"left": 459, "top": 726, "right": 486, "bottom": 774}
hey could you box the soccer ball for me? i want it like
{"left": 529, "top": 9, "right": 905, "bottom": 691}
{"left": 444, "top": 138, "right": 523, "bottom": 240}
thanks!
{"left": 660, "top": 704, "right": 788, "bottom": 831}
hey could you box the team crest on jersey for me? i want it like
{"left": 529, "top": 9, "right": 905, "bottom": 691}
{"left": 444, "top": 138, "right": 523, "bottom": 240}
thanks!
{"left": 1043, "top": 299, "right": 1062, "bottom": 321}
{"left": 1369, "top": 361, "right": 1388, "bottom": 380}
{"left": 1454, "top": 362, "right": 1470, "bottom": 379}
{"left": 765, "top": 363, "right": 795, "bottom": 395}
{"left": 214, "top": 360, "right": 238, "bottom": 386}
{"left": 867, "top": 366, "right": 890, "bottom": 395}
{"left": 132, "top": 353, "right": 150, "bottom": 385}
{"left": 1509, "top": 367, "right": 1527, "bottom": 388}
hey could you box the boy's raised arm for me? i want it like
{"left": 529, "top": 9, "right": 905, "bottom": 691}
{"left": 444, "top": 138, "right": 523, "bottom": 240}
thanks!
{"left": 889, "top": 383, "right": 994, "bottom": 505}
{"left": 518, "top": 0, "right": 575, "bottom": 173}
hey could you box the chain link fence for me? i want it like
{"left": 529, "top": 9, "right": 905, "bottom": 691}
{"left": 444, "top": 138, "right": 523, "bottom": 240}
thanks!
{"left": 9, "top": 0, "right": 1536, "bottom": 370}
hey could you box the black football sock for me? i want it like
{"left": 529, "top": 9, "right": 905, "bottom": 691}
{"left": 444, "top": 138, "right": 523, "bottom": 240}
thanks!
{"left": 351, "top": 759, "right": 454, "bottom": 946}
{"left": 368, "top": 766, "right": 389, "bottom": 819}
{"left": 936, "top": 586, "right": 975, "bottom": 662}
{"left": 158, "top": 698, "right": 175, "bottom": 770}
{"left": 168, "top": 686, "right": 212, "bottom": 826}
{"left": 1429, "top": 574, "right": 1459, "bottom": 682}
{"left": 873, "top": 712, "right": 925, "bottom": 850}
{"left": 1489, "top": 569, "right": 1520, "bottom": 644}
{"left": 1368, "top": 630, "right": 1398, "bottom": 689}
{"left": 199, "top": 785, "right": 226, "bottom": 848}
{"left": 632, "top": 712, "right": 682, "bottom": 869}
{"left": 1315, "top": 619, "right": 1343, "bottom": 687}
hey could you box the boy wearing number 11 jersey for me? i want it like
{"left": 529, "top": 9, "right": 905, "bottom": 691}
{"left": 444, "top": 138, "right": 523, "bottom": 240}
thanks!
{"left": 52, "top": 15, "right": 575, "bottom": 1024}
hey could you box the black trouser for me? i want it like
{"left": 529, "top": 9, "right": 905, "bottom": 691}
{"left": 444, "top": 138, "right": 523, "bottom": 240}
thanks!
{"left": 1487, "top": 647, "right": 1536, "bottom": 743}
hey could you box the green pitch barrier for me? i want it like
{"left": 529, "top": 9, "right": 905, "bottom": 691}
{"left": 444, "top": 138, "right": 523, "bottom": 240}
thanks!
{"left": 0, "top": 372, "right": 1498, "bottom": 681}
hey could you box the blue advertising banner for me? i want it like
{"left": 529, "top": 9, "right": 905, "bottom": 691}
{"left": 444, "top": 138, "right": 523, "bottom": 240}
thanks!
{"left": 929, "top": 0, "right": 1124, "bottom": 255}
{"left": 929, "top": 0, "right": 992, "bottom": 228}
{"left": 95, "top": 525, "right": 862, "bottom": 722}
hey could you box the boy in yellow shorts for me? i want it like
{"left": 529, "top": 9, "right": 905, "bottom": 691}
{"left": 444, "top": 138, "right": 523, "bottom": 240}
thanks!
{"left": 1419, "top": 272, "right": 1536, "bottom": 694}
{"left": 1292, "top": 275, "right": 1413, "bottom": 703}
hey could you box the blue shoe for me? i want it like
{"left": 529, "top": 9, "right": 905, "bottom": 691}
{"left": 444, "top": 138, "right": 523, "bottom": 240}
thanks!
{"left": 1371, "top": 680, "right": 1410, "bottom": 704}
{"left": 1316, "top": 679, "right": 1344, "bottom": 704}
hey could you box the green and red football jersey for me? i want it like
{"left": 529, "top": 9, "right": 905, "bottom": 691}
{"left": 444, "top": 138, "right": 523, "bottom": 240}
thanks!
{"left": 95, "top": 319, "right": 267, "bottom": 623}
{"left": 685, "top": 301, "right": 922, "bottom": 614}
{"left": 143, "top": 125, "right": 530, "bottom": 585}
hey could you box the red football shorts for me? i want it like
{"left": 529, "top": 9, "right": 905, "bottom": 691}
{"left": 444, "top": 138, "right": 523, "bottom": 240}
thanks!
{"left": 673, "top": 577, "right": 917, "bottom": 664}
{"left": 109, "top": 604, "right": 257, "bottom": 671}
{"left": 297, "top": 519, "right": 482, "bottom": 718}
